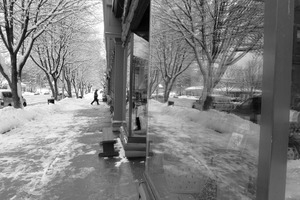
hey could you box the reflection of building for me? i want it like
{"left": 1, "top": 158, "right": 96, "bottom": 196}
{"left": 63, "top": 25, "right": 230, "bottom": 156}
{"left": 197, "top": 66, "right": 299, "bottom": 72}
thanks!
{"left": 102, "top": 0, "right": 298, "bottom": 199}
{"left": 102, "top": 0, "right": 150, "bottom": 150}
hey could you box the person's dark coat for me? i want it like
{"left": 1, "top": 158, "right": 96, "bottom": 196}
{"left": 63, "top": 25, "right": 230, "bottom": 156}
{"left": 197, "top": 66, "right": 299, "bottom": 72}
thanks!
{"left": 91, "top": 90, "right": 99, "bottom": 105}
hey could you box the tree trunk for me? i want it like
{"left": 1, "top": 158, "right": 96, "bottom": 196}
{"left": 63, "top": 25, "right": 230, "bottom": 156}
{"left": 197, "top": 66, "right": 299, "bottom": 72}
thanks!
{"left": 53, "top": 78, "right": 59, "bottom": 100}
{"left": 163, "top": 78, "right": 176, "bottom": 103}
{"left": 163, "top": 81, "right": 170, "bottom": 103}
{"left": 87, "top": 84, "right": 92, "bottom": 93}
{"left": 71, "top": 79, "right": 79, "bottom": 98}
{"left": 65, "top": 78, "right": 72, "bottom": 97}
{"left": 80, "top": 82, "right": 84, "bottom": 97}
{"left": 46, "top": 74, "right": 55, "bottom": 98}
{"left": 201, "top": 72, "right": 214, "bottom": 111}
{"left": 10, "top": 54, "right": 22, "bottom": 108}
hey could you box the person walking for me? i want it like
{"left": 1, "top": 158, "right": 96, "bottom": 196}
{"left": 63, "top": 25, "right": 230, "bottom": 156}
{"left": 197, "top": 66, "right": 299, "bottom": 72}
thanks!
{"left": 91, "top": 89, "right": 99, "bottom": 105}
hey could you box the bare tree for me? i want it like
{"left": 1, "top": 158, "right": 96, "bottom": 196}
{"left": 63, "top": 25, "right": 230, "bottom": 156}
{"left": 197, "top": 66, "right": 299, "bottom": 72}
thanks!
{"left": 156, "top": 0, "right": 264, "bottom": 109}
{"left": 30, "top": 23, "right": 72, "bottom": 100}
{"left": 22, "top": 63, "right": 44, "bottom": 92}
{"left": 67, "top": 37, "right": 104, "bottom": 98}
{"left": 30, "top": 1, "right": 102, "bottom": 100}
{"left": 221, "top": 54, "right": 262, "bottom": 97}
{"left": 148, "top": 63, "right": 161, "bottom": 98}
{"left": 0, "top": 0, "right": 87, "bottom": 108}
{"left": 69, "top": 64, "right": 90, "bottom": 98}
{"left": 150, "top": 12, "right": 195, "bottom": 102}
{"left": 155, "top": 35, "right": 194, "bottom": 102}
{"left": 175, "top": 67, "right": 200, "bottom": 95}
{"left": 242, "top": 55, "right": 263, "bottom": 96}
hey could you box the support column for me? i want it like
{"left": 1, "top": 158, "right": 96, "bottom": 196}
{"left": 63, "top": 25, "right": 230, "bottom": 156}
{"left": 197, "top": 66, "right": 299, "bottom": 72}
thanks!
{"left": 257, "top": 0, "right": 294, "bottom": 199}
{"left": 112, "top": 38, "right": 127, "bottom": 130}
{"left": 107, "top": 38, "right": 115, "bottom": 98}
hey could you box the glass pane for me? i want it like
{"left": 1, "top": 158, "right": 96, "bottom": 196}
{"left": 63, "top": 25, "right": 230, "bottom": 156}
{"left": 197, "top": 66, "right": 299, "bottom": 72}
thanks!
{"left": 126, "top": 37, "right": 133, "bottom": 135}
{"left": 146, "top": 0, "right": 264, "bottom": 199}
{"left": 127, "top": 34, "right": 149, "bottom": 136}
{"left": 286, "top": 2, "right": 300, "bottom": 199}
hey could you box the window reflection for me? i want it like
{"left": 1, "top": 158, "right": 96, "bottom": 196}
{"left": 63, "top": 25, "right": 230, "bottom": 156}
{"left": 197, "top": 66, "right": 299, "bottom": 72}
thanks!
{"left": 126, "top": 34, "right": 149, "bottom": 137}
{"left": 146, "top": 0, "right": 264, "bottom": 199}
{"left": 286, "top": 2, "right": 300, "bottom": 199}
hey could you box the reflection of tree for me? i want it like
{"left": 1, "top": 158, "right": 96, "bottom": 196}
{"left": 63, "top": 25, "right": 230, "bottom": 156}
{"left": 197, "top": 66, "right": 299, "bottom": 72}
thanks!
{"left": 133, "top": 55, "right": 149, "bottom": 85}
{"left": 148, "top": 63, "right": 161, "bottom": 98}
{"left": 175, "top": 65, "right": 202, "bottom": 95}
{"left": 222, "top": 55, "right": 262, "bottom": 97}
{"left": 151, "top": 27, "right": 194, "bottom": 102}
{"left": 158, "top": 35, "right": 194, "bottom": 102}
{"left": 175, "top": 73, "right": 192, "bottom": 95}
{"left": 242, "top": 56, "right": 263, "bottom": 96}
{"left": 156, "top": 0, "right": 264, "bottom": 109}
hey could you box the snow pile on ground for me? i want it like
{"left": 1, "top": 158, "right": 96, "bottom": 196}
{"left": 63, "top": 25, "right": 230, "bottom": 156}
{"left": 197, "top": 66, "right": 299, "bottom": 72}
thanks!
{"left": 148, "top": 99, "right": 299, "bottom": 199}
{"left": 0, "top": 95, "right": 95, "bottom": 135}
{"left": 23, "top": 92, "right": 35, "bottom": 95}
{"left": 114, "top": 138, "right": 129, "bottom": 167}
{"left": 1, "top": 96, "right": 299, "bottom": 199}
{"left": 0, "top": 104, "right": 54, "bottom": 134}
{"left": 0, "top": 94, "right": 106, "bottom": 199}
{"left": 150, "top": 99, "right": 259, "bottom": 135}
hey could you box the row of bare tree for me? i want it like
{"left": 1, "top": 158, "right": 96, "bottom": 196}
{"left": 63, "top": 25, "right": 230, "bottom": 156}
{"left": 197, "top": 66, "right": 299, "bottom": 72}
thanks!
{"left": 148, "top": 0, "right": 264, "bottom": 109}
{"left": 0, "top": 0, "right": 104, "bottom": 108}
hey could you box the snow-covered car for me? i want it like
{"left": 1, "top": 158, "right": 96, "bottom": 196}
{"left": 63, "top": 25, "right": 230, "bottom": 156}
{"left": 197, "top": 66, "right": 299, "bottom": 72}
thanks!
{"left": 192, "top": 94, "right": 234, "bottom": 112}
{"left": 0, "top": 90, "right": 27, "bottom": 108}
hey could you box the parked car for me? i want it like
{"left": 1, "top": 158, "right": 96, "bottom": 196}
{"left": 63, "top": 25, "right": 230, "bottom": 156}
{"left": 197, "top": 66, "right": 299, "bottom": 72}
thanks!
{"left": 192, "top": 94, "right": 235, "bottom": 112}
{"left": 0, "top": 90, "right": 27, "bottom": 108}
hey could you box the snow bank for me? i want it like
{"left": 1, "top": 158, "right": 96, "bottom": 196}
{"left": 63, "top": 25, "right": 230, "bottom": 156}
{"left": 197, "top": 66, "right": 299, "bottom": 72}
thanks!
{"left": 149, "top": 99, "right": 259, "bottom": 135}
{"left": 0, "top": 105, "right": 54, "bottom": 134}
{"left": 0, "top": 96, "right": 94, "bottom": 135}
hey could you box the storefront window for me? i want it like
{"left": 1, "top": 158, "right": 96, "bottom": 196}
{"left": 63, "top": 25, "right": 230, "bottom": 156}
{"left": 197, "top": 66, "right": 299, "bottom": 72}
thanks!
{"left": 126, "top": 34, "right": 149, "bottom": 136}
{"left": 286, "top": 3, "right": 300, "bottom": 199}
{"left": 146, "top": 0, "right": 264, "bottom": 199}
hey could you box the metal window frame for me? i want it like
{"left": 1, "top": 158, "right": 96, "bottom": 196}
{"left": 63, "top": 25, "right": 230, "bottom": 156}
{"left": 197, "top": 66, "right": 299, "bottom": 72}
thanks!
{"left": 257, "top": 0, "right": 294, "bottom": 199}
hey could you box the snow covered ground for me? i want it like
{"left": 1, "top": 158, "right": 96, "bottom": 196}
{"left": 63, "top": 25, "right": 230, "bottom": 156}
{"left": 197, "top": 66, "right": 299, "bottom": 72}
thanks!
{"left": 0, "top": 93, "right": 131, "bottom": 199}
{"left": 22, "top": 92, "right": 52, "bottom": 106}
{"left": 1, "top": 94, "right": 299, "bottom": 199}
{"left": 147, "top": 99, "right": 300, "bottom": 200}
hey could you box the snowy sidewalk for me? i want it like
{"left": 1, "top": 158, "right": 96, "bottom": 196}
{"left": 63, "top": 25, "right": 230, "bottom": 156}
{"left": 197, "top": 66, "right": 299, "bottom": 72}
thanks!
{"left": 0, "top": 97, "right": 144, "bottom": 200}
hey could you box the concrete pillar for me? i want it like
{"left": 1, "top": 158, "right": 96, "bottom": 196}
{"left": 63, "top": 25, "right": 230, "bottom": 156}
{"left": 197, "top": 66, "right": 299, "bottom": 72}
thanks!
{"left": 112, "top": 38, "right": 127, "bottom": 126}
